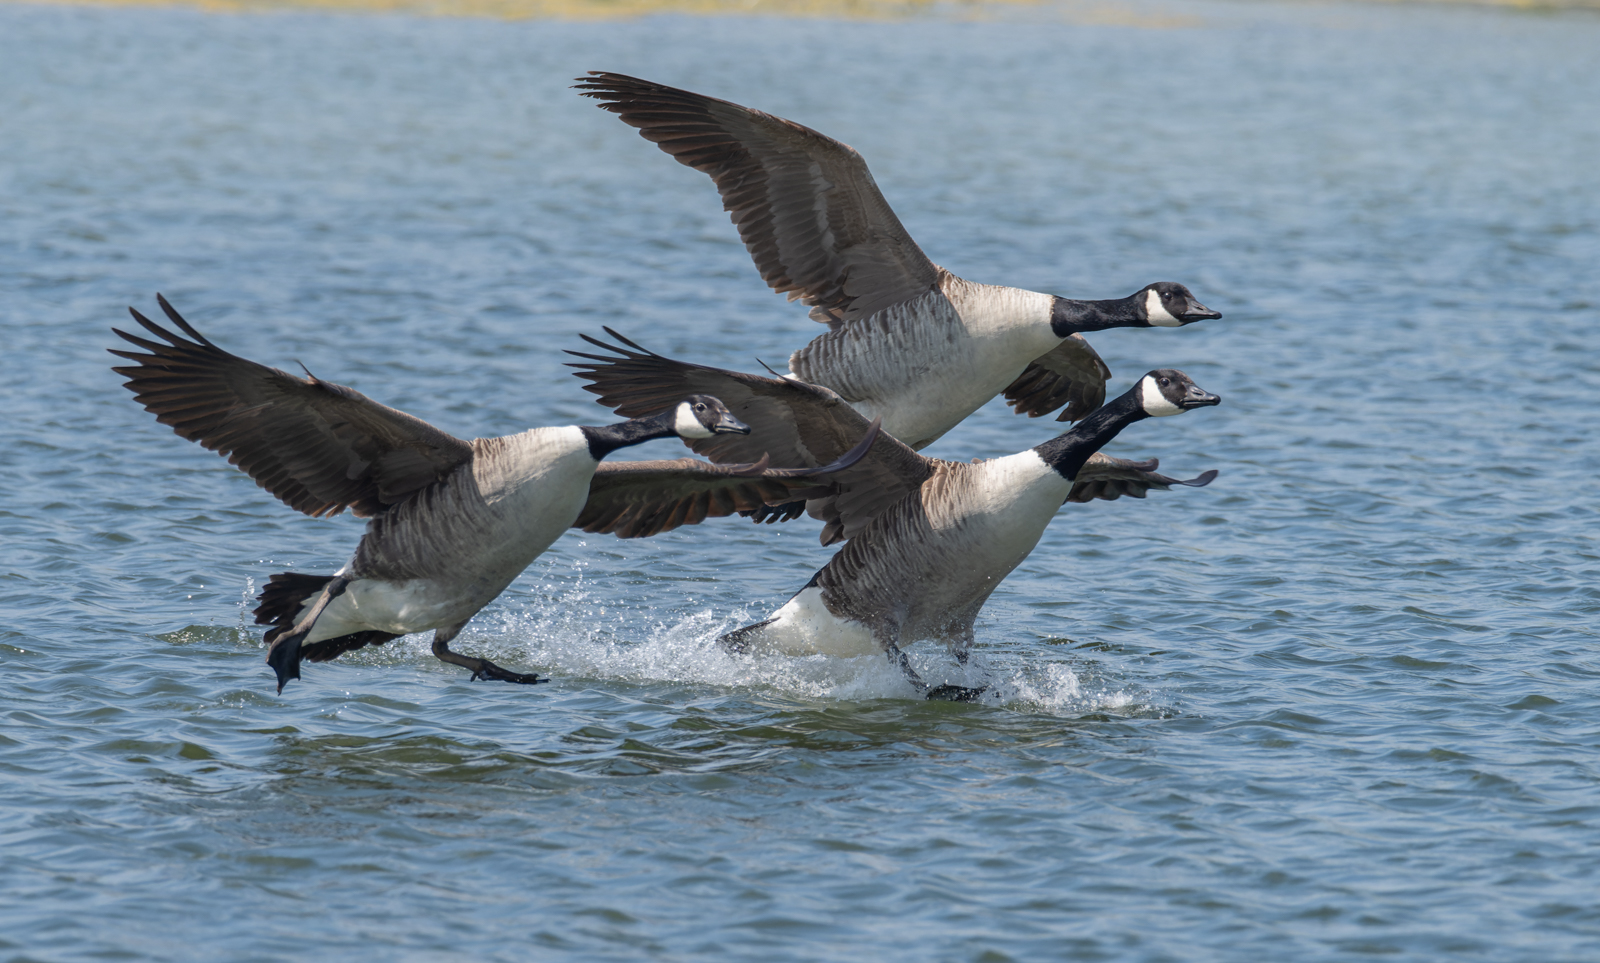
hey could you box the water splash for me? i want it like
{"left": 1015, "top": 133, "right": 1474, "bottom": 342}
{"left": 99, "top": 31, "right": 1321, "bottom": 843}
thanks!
{"left": 420, "top": 584, "right": 1170, "bottom": 714}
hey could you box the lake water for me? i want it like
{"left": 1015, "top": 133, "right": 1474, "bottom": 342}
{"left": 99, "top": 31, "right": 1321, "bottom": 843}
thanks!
{"left": 3, "top": 0, "right": 1600, "bottom": 959}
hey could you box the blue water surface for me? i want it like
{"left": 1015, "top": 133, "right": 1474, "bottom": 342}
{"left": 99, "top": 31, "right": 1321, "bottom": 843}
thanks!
{"left": 3, "top": 0, "right": 1599, "bottom": 959}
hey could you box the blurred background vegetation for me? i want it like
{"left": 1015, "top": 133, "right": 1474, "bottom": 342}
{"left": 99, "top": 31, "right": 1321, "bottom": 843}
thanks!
{"left": 13, "top": 0, "right": 1599, "bottom": 22}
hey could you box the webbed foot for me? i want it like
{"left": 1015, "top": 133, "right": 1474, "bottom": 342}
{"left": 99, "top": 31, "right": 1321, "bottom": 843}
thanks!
{"left": 468, "top": 660, "right": 548, "bottom": 685}
{"left": 925, "top": 685, "right": 987, "bottom": 703}
{"left": 432, "top": 625, "right": 547, "bottom": 686}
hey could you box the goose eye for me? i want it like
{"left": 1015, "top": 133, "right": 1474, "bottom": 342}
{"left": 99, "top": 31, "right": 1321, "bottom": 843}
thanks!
{"left": 694, "top": 404, "right": 706, "bottom": 412}
{"left": 1158, "top": 378, "right": 1171, "bottom": 387}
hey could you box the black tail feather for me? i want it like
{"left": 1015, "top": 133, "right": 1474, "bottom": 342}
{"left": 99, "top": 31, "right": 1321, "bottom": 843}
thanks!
{"left": 255, "top": 572, "right": 335, "bottom": 642}
{"left": 718, "top": 618, "right": 776, "bottom": 654}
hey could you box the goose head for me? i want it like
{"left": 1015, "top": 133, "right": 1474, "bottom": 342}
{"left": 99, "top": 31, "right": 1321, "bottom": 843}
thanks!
{"left": 1138, "top": 369, "right": 1221, "bottom": 416}
{"left": 1138, "top": 283, "right": 1221, "bottom": 327}
{"left": 673, "top": 395, "right": 751, "bottom": 439}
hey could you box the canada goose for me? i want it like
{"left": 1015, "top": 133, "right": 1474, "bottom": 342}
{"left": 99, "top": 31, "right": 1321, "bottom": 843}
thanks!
{"left": 111, "top": 297, "right": 877, "bottom": 693}
{"left": 570, "top": 328, "right": 1209, "bottom": 546}
{"left": 672, "top": 363, "right": 1218, "bottom": 701}
{"left": 575, "top": 72, "right": 1220, "bottom": 449}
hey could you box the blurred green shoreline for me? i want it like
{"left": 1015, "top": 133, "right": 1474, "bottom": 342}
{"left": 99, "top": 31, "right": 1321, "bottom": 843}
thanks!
{"left": 7, "top": 0, "right": 1598, "bottom": 21}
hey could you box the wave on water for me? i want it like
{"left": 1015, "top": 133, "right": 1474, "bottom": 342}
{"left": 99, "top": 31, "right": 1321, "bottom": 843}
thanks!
{"left": 20, "top": 0, "right": 1214, "bottom": 25}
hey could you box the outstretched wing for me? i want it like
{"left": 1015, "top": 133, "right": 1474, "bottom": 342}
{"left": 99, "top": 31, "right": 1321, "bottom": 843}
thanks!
{"left": 110, "top": 296, "right": 473, "bottom": 518}
{"left": 575, "top": 72, "right": 941, "bottom": 325}
{"left": 577, "top": 459, "right": 803, "bottom": 539}
{"left": 1067, "top": 453, "right": 1219, "bottom": 503}
{"left": 567, "top": 328, "right": 932, "bottom": 541}
{"left": 568, "top": 327, "right": 853, "bottom": 468}
{"left": 576, "top": 422, "right": 881, "bottom": 539}
{"left": 568, "top": 327, "right": 927, "bottom": 483}
{"left": 1002, "top": 334, "right": 1113, "bottom": 423}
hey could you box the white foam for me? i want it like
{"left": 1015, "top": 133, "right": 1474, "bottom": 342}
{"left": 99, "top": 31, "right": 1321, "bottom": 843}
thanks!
{"left": 317, "top": 568, "right": 1171, "bottom": 714}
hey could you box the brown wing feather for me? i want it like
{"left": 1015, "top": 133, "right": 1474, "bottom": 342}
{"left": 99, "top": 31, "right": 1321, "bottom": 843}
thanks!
{"left": 577, "top": 460, "right": 786, "bottom": 539}
{"left": 575, "top": 72, "right": 941, "bottom": 324}
{"left": 566, "top": 327, "right": 849, "bottom": 468}
{"left": 110, "top": 296, "right": 473, "bottom": 518}
{"left": 574, "top": 458, "right": 799, "bottom": 539}
{"left": 576, "top": 419, "right": 882, "bottom": 540}
{"left": 1067, "top": 453, "right": 1219, "bottom": 503}
{"left": 1002, "top": 334, "right": 1113, "bottom": 422}
{"left": 567, "top": 329, "right": 930, "bottom": 544}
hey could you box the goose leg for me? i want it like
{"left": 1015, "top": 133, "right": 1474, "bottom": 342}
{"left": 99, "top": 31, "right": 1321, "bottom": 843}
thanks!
{"left": 932, "top": 624, "right": 987, "bottom": 703}
{"left": 883, "top": 637, "right": 928, "bottom": 694}
{"left": 878, "top": 627, "right": 975, "bottom": 701}
{"left": 430, "top": 623, "right": 546, "bottom": 685}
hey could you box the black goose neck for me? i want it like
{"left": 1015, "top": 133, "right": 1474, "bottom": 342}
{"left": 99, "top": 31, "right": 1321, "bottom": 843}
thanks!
{"left": 1049, "top": 293, "right": 1142, "bottom": 336}
{"left": 580, "top": 410, "right": 677, "bottom": 461}
{"left": 1032, "top": 386, "right": 1148, "bottom": 480}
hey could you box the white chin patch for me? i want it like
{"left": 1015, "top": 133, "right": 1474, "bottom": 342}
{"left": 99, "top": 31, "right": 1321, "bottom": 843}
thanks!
{"left": 674, "top": 401, "right": 715, "bottom": 439}
{"left": 1145, "top": 288, "right": 1183, "bottom": 327}
{"left": 1139, "top": 375, "right": 1185, "bottom": 417}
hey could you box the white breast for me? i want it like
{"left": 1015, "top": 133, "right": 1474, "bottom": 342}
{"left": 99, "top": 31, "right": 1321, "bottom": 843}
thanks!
{"left": 919, "top": 454, "right": 1071, "bottom": 596}
{"left": 469, "top": 425, "right": 598, "bottom": 563}
{"left": 949, "top": 449, "right": 1068, "bottom": 521}
{"left": 790, "top": 279, "right": 1060, "bottom": 449}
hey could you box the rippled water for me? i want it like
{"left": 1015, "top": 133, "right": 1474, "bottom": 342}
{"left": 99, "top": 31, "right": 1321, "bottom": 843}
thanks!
{"left": 4, "top": 1, "right": 1600, "bottom": 959}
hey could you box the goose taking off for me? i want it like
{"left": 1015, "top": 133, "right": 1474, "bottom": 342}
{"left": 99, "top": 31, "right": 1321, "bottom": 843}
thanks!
{"left": 570, "top": 328, "right": 1210, "bottom": 546}
{"left": 111, "top": 297, "right": 877, "bottom": 694}
{"left": 711, "top": 369, "right": 1222, "bottom": 701}
{"left": 575, "top": 72, "right": 1221, "bottom": 449}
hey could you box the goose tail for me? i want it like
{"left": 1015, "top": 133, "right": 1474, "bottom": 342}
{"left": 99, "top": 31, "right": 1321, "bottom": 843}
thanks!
{"left": 255, "top": 572, "right": 336, "bottom": 639}
{"left": 718, "top": 618, "right": 777, "bottom": 655}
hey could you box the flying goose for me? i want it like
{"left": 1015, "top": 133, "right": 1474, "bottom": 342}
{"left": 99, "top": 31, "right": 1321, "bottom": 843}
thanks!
{"left": 575, "top": 72, "right": 1221, "bottom": 450}
{"left": 570, "top": 329, "right": 1210, "bottom": 546}
{"left": 111, "top": 297, "right": 877, "bottom": 693}
{"left": 723, "top": 370, "right": 1220, "bottom": 700}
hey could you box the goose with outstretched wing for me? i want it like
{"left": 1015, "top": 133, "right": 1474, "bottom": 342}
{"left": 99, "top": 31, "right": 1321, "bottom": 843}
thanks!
{"left": 565, "top": 330, "right": 1219, "bottom": 700}
{"left": 569, "top": 328, "right": 1213, "bottom": 546}
{"left": 718, "top": 369, "right": 1223, "bottom": 701}
{"left": 575, "top": 72, "right": 1220, "bottom": 450}
{"left": 111, "top": 297, "right": 876, "bottom": 693}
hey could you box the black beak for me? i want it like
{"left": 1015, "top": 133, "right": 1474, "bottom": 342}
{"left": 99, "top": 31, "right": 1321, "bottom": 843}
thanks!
{"left": 1180, "top": 385, "right": 1221, "bottom": 409}
{"left": 1180, "top": 300, "right": 1222, "bottom": 322}
{"left": 713, "top": 412, "right": 751, "bottom": 434}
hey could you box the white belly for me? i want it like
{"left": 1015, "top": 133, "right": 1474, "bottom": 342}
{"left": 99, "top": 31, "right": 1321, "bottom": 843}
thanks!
{"left": 303, "top": 577, "right": 475, "bottom": 642}
{"left": 746, "top": 586, "right": 878, "bottom": 657}
{"left": 851, "top": 372, "right": 1009, "bottom": 451}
